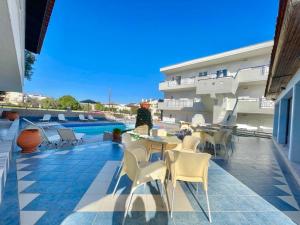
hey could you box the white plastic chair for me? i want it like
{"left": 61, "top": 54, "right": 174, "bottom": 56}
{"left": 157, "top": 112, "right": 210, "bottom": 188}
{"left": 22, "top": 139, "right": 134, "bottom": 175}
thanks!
{"left": 165, "top": 150, "right": 212, "bottom": 222}
{"left": 172, "top": 135, "right": 200, "bottom": 152}
{"left": 57, "top": 128, "right": 84, "bottom": 145}
{"left": 40, "top": 114, "right": 51, "bottom": 122}
{"left": 58, "top": 114, "right": 67, "bottom": 122}
{"left": 115, "top": 133, "right": 149, "bottom": 178}
{"left": 205, "top": 129, "right": 232, "bottom": 157}
{"left": 79, "top": 114, "right": 88, "bottom": 121}
{"left": 113, "top": 149, "right": 167, "bottom": 224}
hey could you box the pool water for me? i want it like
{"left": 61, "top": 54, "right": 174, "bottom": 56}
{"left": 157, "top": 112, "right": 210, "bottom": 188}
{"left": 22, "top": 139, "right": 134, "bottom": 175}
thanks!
{"left": 65, "top": 123, "right": 134, "bottom": 136}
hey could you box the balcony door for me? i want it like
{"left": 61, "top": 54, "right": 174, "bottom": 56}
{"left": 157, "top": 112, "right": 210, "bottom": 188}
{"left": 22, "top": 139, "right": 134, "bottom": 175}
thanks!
{"left": 175, "top": 76, "right": 181, "bottom": 85}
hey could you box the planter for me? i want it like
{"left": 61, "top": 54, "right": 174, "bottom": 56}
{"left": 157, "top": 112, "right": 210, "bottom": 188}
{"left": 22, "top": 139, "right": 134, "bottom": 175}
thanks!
{"left": 140, "top": 102, "right": 150, "bottom": 109}
{"left": 5, "top": 111, "right": 19, "bottom": 121}
{"left": 112, "top": 129, "right": 122, "bottom": 143}
{"left": 17, "top": 129, "right": 42, "bottom": 153}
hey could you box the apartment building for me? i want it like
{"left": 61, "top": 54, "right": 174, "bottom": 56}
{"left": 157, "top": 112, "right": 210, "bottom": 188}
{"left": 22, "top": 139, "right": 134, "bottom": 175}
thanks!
{"left": 158, "top": 41, "right": 275, "bottom": 131}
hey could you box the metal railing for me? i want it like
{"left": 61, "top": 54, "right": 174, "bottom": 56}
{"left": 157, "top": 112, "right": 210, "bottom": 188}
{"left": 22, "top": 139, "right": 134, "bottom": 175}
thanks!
{"left": 260, "top": 98, "right": 274, "bottom": 109}
{"left": 160, "top": 99, "right": 194, "bottom": 108}
{"left": 238, "top": 97, "right": 274, "bottom": 109}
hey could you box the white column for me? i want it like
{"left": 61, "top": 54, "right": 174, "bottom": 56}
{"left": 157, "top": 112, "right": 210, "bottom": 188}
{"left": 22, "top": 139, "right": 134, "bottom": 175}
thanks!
{"left": 289, "top": 84, "right": 300, "bottom": 162}
{"left": 273, "top": 103, "right": 279, "bottom": 139}
{"left": 277, "top": 99, "right": 288, "bottom": 144}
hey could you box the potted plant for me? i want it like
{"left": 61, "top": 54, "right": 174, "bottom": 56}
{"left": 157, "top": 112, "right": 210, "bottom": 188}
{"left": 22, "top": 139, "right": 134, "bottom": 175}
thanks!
{"left": 112, "top": 128, "right": 122, "bottom": 143}
{"left": 17, "top": 129, "right": 42, "bottom": 153}
{"left": 3, "top": 111, "right": 19, "bottom": 121}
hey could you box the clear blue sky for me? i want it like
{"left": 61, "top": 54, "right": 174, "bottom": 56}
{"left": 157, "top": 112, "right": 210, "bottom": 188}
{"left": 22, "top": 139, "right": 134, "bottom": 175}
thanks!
{"left": 24, "top": 0, "right": 279, "bottom": 104}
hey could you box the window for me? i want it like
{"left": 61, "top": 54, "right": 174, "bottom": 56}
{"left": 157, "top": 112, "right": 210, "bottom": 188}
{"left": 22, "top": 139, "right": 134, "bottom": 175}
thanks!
{"left": 216, "top": 69, "right": 228, "bottom": 78}
{"left": 199, "top": 71, "right": 208, "bottom": 77}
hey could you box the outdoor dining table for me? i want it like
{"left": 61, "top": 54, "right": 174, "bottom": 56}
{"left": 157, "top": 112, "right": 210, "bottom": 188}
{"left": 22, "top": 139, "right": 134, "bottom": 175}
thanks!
{"left": 126, "top": 131, "right": 181, "bottom": 159}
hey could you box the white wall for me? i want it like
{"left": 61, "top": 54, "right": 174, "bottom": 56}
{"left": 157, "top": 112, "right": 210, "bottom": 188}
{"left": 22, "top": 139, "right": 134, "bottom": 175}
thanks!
{"left": 164, "top": 55, "right": 270, "bottom": 81}
{"left": 0, "top": 0, "right": 25, "bottom": 92}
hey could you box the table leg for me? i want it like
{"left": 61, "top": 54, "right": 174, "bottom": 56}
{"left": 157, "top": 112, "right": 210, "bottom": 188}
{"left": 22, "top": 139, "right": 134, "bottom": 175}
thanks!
{"left": 161, "top": 143, "right": 165, "bottom": 160}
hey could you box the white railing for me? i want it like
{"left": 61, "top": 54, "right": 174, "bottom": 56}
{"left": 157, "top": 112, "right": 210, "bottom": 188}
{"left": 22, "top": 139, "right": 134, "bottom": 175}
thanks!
{"left": 238, "top": 97, "right": 274, "bottom": 109}
{"left": 260, "top": 97, "right": 274, "bottom": 109}
{"left": 163, "top": 99, "right": 194, "bottom": 108}
{"left": 167, "top": 78, "right": 195, "bottom": 87}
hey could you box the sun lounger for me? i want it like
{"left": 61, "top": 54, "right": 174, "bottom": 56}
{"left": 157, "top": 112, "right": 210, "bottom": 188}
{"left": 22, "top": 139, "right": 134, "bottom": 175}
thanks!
{"left": 40, "top": 114, "right": 51, "bottom": 122}
{"left": 87, "top": 115, "right": 97, "bottom": 121}
{"left": 58, "top": 114, "right": 68, "bottom": 122}
{"left": 79, "top": 114, "right": 88, "bottom": 121}
{"left": 57, "top": 128, "right": 84, "bottom": 145}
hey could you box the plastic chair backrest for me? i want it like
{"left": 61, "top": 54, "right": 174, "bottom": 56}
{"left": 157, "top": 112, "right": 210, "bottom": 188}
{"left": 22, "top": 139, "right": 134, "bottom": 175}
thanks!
{"left": 122, "top": 133, "right": 132, "bottom": 144}
{"left": 88, "top": 115, "right": 94, "bottom": 120}
{"left": 166, "top": 151, "right": 211, "bottom": 190}
{"left": 134, "top": 125, "right": 149, "bottom": 135}
{"left": 182, "top": 135, "right": 200, "bottom": 152}
{"left": 123, "top": 150, "right": 139, "bottom": 181}
{"left": 191, "top": 114, "right": 205, "bottom": 127}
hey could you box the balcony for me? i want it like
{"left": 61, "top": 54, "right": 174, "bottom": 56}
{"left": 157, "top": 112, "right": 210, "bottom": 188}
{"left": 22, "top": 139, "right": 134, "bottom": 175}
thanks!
{"left": 195, "top": 65, "right": 269, "bottom": 96}
{"left": 158, "top": 99, "right": 194, "bottom": 110}
{"left": 196, "top": 76, "right": 237, "bottom": 96}
{"left": 159, "top": 78, "right": 196, "bottom": 91}
{"left": 237, "top": 97, "right": 274, "bottom": 114}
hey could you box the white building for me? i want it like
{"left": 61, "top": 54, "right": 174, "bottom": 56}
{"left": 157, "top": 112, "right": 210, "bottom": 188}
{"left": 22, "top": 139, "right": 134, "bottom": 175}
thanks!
{"left": 0, "top": 0, "right": 54, "bottom": 92}
{"left": 158, "top": 41, "right": 275, "bottom": 131}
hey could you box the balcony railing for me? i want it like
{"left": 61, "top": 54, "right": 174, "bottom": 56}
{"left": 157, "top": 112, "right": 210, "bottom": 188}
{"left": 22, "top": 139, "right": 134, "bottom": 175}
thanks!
{"left": 158, "top": 98, "right": 197, "bottom": 110}
{"left": 167, "top": 78, "right": 195, "bottom": 87}
{"left": 260, "top": 97, "right": 274, "bottom": 109}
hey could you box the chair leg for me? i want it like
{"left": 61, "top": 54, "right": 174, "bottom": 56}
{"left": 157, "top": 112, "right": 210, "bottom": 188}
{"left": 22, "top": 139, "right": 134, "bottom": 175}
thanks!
{"left": 122, "top": 188, "right": 135, "bottom": 225}
{"left": 213, "top": 145, "right": 216, "bottom": 158}
{"left": 171, "top": 182, "right": 176, "bottom": 218}
{"left": 205, "top": 190, "right": 212, "bottom": 223}
{"left": 113, "top": 173, "right": 122, "bottom": 195}
{"left": 115, "top": 160, "right": 123, "bottom": 179}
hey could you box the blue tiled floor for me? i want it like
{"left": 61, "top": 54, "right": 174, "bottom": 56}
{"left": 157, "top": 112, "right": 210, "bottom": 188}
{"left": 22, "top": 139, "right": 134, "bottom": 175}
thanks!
{"left": 214, "top": 136, "right": 300, "bottom": 224}
{"left": 0, "top": 139, "right": 297, "bottom": 225}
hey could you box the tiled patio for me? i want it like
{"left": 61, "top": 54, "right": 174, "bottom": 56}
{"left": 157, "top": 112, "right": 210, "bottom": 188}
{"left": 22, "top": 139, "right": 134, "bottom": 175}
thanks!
{"left": 0, "top": 139, "right": 297, "bottom": 225}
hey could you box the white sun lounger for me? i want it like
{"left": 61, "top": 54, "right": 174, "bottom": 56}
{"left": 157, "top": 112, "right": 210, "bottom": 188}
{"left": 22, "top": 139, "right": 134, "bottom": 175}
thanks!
{"left": 58, "top": 114, "right": 68, "bottom": 122}
{"left": 87, "top": 115, "right": 97, "bottom": 121}
{"left": 57, "top": 128, "right": 85, "bottom": 145}
{"left": 79, "top": 114, "right": 88, "bottom": 121}
{"left": 40, "top": 114, "right": 51, "bottom": 122}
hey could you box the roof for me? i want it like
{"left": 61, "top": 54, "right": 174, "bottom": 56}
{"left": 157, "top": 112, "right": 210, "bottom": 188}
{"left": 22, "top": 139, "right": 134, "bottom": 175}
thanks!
{"left": 265, "top": 0, "right": 300, "bottom": 99}
{"left": 160, "top": 41, "right": 273, "bottom": 74}
{"left": 25, "top": 0, "right": 56, "bottom": 53}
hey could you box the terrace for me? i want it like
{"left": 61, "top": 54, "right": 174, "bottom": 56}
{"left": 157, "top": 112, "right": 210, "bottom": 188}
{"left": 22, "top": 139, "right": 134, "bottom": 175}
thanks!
{"left": 0, "top": 113, "right": 299, "bottom": 225}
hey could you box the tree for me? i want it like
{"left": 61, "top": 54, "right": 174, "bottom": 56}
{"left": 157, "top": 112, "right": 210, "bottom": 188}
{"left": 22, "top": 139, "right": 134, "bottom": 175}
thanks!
{"left": 57, "top": 95, "right": 80, "bottom": 110}
{"left": 95, "top": 102, "right": 105, "bottom": 111}
{"left": 41, "top": 98, "right": 58, "bottom": 109}
{"left": 25, "top": 50, "right": 36, "bottom": 80}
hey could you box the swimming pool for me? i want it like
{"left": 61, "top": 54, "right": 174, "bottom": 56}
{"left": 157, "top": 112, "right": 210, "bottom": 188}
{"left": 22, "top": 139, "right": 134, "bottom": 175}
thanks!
{"left": 63, "top": 123, "right": 134, "bottom": 136}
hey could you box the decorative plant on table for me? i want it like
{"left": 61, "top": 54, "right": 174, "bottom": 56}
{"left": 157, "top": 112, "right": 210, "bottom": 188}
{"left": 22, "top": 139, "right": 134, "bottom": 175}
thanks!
{"left": 112, "top": 128, "right": 122, "bottom": 143}
{"left": 135, "top": 102, "right": 153, "bottom": 134}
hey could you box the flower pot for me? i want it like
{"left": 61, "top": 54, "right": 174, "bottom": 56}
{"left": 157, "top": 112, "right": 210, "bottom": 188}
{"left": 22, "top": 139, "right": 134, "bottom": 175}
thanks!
{"left": 5, "top": 111, "right": 19, "bottom": 121}
{"left": 140, "top": 102, "right": 150, "bottom": 109}
{"left": 112, "top": 132, "right": 122, "bottom": 143}
{"left": 17, "top": 129, "right": 42, "bottom": 153}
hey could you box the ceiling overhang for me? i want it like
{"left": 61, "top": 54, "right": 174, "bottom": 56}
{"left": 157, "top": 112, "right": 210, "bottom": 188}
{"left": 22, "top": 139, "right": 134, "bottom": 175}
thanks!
{"left": 265, "top": 0, "right": 300, "bottom": 99}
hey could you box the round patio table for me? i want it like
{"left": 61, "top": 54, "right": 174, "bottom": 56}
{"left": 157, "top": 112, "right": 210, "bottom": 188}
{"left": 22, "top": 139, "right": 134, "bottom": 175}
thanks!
{"left": 147, "top": 136, "right": 181, "bottom": 159}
